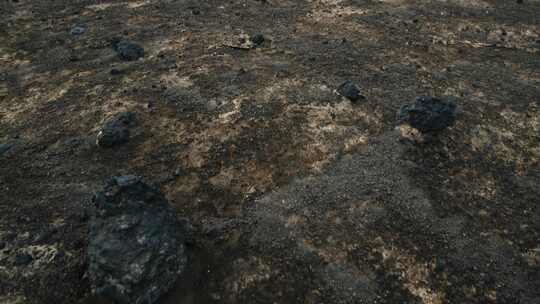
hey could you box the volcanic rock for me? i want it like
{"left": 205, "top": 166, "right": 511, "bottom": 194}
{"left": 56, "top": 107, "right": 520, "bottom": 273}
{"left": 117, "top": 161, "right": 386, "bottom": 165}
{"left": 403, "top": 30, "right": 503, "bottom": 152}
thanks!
{"left": 87, "top": 175, "right": 187, "bottom": 304}
{"left": 396, "top": 96, "right": 457, "bottom": 133}
{"left": 113, "top": 40, "right": 145, "bottom": 61}
{"left": 96, "top": 112, "right": 134, "bottom": 147}
{"left": 337, "top": 80, "right": 364, "bottom": 102}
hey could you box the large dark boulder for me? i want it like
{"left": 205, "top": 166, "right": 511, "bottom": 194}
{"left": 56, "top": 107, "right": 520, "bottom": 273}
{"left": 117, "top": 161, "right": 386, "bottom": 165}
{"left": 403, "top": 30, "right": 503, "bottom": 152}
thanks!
{"left": 396, "top": 96, "right": 457, "bottom": 133}
{"left": 96, "top": 112, "right": 134, "bottom": 147}
{"left": 88, "top": 176, "right": 187, "bottom": 304}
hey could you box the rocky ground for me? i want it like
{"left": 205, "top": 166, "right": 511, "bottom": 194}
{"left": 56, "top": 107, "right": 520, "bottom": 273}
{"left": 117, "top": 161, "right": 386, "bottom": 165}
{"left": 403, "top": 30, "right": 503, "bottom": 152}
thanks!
{"left": 1, "top": 0, "right": 539, "bottom": 303}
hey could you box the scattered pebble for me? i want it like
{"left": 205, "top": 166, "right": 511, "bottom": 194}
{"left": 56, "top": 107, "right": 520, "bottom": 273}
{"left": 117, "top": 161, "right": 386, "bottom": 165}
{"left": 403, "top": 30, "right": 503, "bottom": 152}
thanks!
{"left": 396, "top": 96, "right": 457, "bottom": 133}
{"left": 13, "top": 252, "right": 33, "bottom": 266}
{"left": 0, "top": 142, "right": 13, "bottom": 155}
{"left": 434, "top": 259, "right": 446, "bottom": 273}
{"left": 70, "top": 25, "right": 86, "bottom": 36}
{"left": 34, "top": 227, "right": 57, "bottom": 243}
{"left": 113, "top": 40, "right": 144, "bottom": 61}
{"left": 250, "top": 34, "right": 265, "bottom": 46}
{"left": 337, "top": 80, "right": 364, "bottom": 102}
{"left": 225, "top": 33, "right": 263, "bottom": 50}
{"left": 110, "top": 68, "right": 122, "bottom": 75}
{"left": 174, "top": 167, "right": 186, "bottom": 177}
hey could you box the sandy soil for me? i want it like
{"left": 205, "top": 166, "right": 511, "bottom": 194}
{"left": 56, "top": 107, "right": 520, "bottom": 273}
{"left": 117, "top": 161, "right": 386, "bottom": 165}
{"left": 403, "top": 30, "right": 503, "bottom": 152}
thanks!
{"left": 1, "top": 0, "right": 539, "bottom": 303}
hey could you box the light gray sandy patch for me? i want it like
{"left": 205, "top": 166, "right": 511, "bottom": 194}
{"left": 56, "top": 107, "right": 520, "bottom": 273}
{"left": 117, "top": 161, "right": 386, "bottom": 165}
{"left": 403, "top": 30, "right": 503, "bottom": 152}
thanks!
{"left": 247, "top": 131, "right": 537, "bottom": 302}
{"left": 247, "top": 132, "right": 435, "bottom": 302}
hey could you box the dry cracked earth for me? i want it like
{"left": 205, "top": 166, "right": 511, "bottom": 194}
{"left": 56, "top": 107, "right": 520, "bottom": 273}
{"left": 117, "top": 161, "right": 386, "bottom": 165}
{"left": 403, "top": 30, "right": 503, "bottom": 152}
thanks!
{"left": 1, "top": 0, "right": 540, "bottom": 303}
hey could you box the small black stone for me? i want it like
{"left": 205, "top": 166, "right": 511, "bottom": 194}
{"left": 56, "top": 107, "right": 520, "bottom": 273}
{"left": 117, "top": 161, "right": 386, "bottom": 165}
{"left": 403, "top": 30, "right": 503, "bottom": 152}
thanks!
{"left": 174, "top": 167, "right": 186, "bottom": 177}
{"left": 250, "top": 34, "right": 265, "bottom": 46}
{"left": 70, "top": 25, "right": 86, "bottom": 36}
{"left": 113, "top": 40, "right": 144, "bottom": 61}
{"left": 396, "top": 96, "right": 457, "bottom": 133}
{"left": 110, "top": 68, "right": 122, "bottom": 75}
{"left": 434, "top": 259, "right": 446, "bottom": 273}
{"left": 34, "top": 229, "right": 53, "bottom": 243}
{"left": 337, "top": 80, "right": 364, "bottom": 102}
{"left": 0, "top": 143, "right": 13, "bottom": 155}
{"left": 14, "top": 252, "right": 33, "bottom": 266}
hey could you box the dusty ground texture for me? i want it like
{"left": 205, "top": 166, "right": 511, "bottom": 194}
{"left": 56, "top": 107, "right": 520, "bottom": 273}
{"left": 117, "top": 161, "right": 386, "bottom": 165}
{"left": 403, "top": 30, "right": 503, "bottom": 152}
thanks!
{"left": 1, "top": 0, "right": 539, "bottom": 303}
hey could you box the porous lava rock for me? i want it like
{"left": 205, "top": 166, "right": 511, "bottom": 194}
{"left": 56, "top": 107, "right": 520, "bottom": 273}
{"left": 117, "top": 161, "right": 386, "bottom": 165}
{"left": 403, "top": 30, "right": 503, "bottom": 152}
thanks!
{"left": 87, "top": 175, "right": 187, "bottom": 304}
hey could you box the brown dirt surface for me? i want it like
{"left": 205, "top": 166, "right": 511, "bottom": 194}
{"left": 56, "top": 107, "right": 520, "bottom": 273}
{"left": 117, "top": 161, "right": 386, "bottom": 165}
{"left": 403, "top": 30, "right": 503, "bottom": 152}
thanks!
{"left": 1, "top": 0, "right": 539, "bottom": 303}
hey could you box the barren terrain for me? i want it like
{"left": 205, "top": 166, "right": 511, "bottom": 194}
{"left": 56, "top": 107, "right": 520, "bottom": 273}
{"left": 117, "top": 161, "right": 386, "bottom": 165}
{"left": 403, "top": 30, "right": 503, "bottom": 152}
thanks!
{"left": 1, "top": 0, "right": 539, "bottom": 303}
